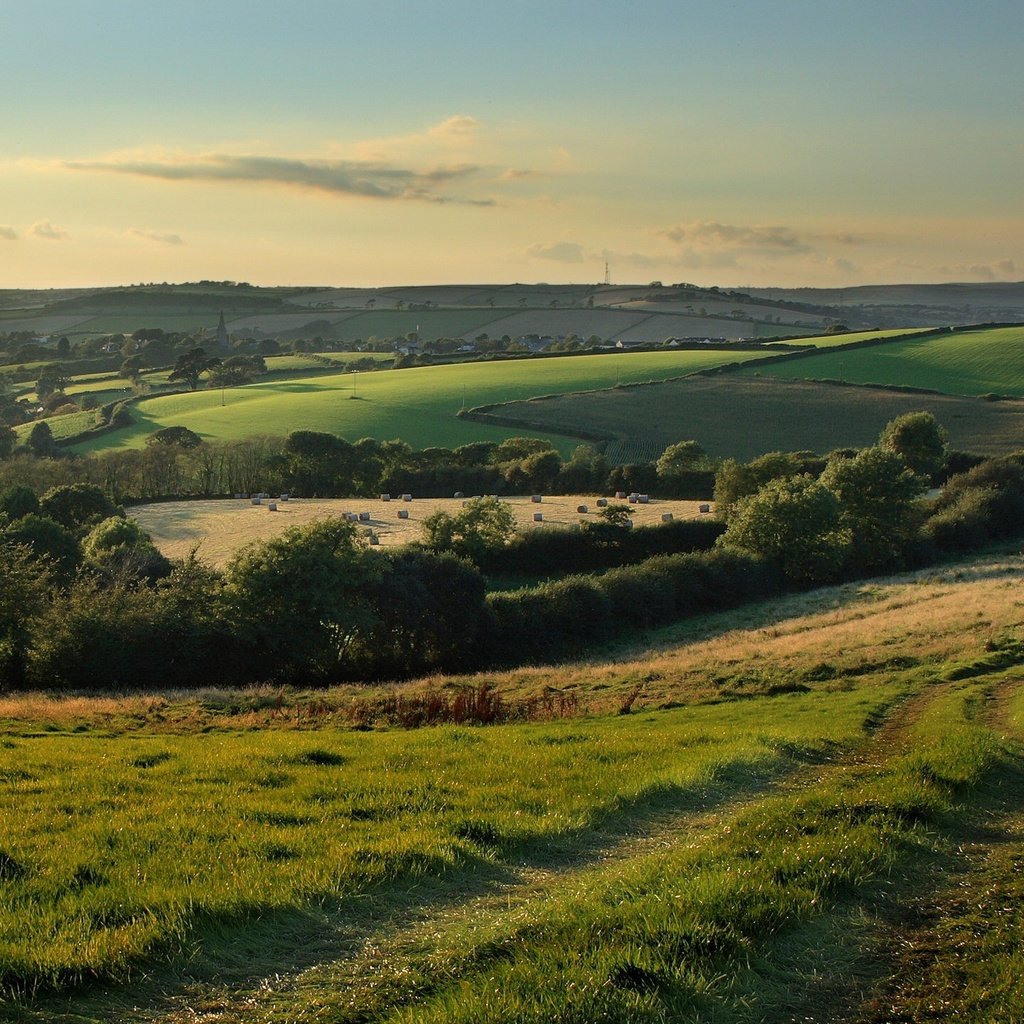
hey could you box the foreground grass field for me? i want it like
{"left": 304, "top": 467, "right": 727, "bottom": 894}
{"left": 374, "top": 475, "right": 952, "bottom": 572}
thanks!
{"left": 476, "top": 374, "right": 1024, "bottom": 461}
{"left": 3, "top": 553, "right": 1024, "bottom": 1021}
{"left": 748, "top": 324, "right": 1024, "bottom": 396}
{"left": 73, "top": 349, "right": 780, "bottom": 454}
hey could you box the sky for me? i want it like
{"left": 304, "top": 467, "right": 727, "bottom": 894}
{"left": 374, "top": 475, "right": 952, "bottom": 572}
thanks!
{"left": 0, "top": 0, "right": 1021, "bottom": 289}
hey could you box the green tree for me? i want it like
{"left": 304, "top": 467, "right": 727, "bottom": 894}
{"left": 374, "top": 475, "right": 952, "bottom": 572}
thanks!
{"left": 82, "top": 516, "right": 171, "bottom": 582}
{"left": 2, "top": 513, "right": 82, "bottom": 581}
{"left": 222, "top": 518, "right": 379, "bottom": 682}
{"left": 26, "top": 421, "right": 58, "bottom": 458}
{"left": 168, "top": 348, "right": 222, "bottom": 391}
{"left": 719, "top": 475, "right": 848, "bottom": 585}
{"left": 39, "top": 483, "right": 119, "bottom": 533}
{"left": 119, "top": 355, "right": 145, "bottom": 382}
{"left": 35, "top": 364, "right": 68, "bottom": 401}
{"left": 0, "top": 539, "right": 53, "bottom": 690}
{"left": 147, "top": 425, "right": 203, "bottom": 450}
{"left": 657, "top": 440, "right": 708, "bottom": 477}
{"left": 879, "top": 411, "right": 948, "bottom": 481}
{"left": 820, "top": 446, "right": 926, "bottom": 572}
{"left": 0, "top": 423, "right": 15, "bottom": 459}
{"left": 422, "top": 496, "right": 516, "bottom": 563}
{"left": 0, "top": 485, "right": 39, "bottom": 520}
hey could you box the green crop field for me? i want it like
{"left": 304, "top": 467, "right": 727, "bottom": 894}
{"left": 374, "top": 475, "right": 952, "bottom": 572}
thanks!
{"left": 749, "top": 325, "right": 1024, "bottom": 394}
{"left": 475, "top": 374, "right": 1024, "bottom": 461}
{"left": 72, "top": 349, "right": 779, "bottom": 453}
{"left": 3, "top": 556, "right": 1024, "bottom": 1021}
{"left": 762, "top": 327, "right": 934, "bottom": 349}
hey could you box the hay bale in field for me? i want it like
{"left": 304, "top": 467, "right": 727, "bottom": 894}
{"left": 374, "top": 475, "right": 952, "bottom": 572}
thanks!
{"left": 699, "top": 503, "right": 711, "bottom": 514}
{"left": 628, "top": 495, "right": 638, "bottom": 504}
{"left": 398, "top": 509, "right": 409, "bottom": 520}
{"left": 251, "top": 496, "right": 262, "bottom": 505}
{"left": 638, "top": 494, "right": 650, "bottom": 504}
{"left": 531, "top": 495, "right": 542, "bottom": 503}
{"left": 616, "top": 491, "right": 626, "bottom": 499}
{"left": 368, "top": 534, "right": 380, "bottom": 545}
{"left": 268, "top": 502, "right": 278, "bottom": 512}
{"left": 577, "top": 505, "right": 588, "bottom": 514}
{"left": 358, "top": 511, "right": 370, "bottom": 521}
{"left": 280, "top": 493, "right": 290, "bottom": 501}
{"left": 401, "top": 493, "right": 413, "bottom": 502}
{"left": 533, "top": 512, "right": 544, "bottom": 522}
{"left": 454, "top": 491, "right": 464, "bottom": 498}
{"left": 661, "top": 512, "right": 673, "bottom": 522}
{"left": 345, "top": 512, "right": 358, "bottom": 522}
{"left": 380, "top": 493, "right": 391, "bottom": 501}
{"left": 597, "top": 498, "right": 608, "bottom": 507}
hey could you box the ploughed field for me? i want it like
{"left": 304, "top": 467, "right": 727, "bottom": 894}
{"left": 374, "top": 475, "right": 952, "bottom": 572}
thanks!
{"left": 3, "top": 554, "right": 1024, "bottom": 1021}
{"left": 130, "top": 494, "right": 711, "bottom": 567}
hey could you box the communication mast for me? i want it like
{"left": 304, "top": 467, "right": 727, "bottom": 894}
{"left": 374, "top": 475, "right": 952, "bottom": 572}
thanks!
{"left": 603, "top": 260, "right": 611, "bottom": 286}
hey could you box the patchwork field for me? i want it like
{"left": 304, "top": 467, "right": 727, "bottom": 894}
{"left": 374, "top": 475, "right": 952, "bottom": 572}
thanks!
{"left": 474, "top": 374, "right": 1024, "bottom": 461}
{"left": 130, "top": 495, "right": 712, "bottom": 567}
{"left": 762, "top": 327, "right": 935, "bottom": 348}
{"left": 73, "top": 349, "right": 780, "bottom": 454}
{"left": 748, "top": 325, "right": 1024, "bottom": 395}
{"left": 3, "top": 554, "right": 1024, "bottom": 1021}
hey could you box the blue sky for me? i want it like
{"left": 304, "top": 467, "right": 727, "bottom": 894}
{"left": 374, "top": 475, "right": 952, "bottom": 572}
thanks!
{"left": 1, "top": 0, "right": 1021, "bottom": 287}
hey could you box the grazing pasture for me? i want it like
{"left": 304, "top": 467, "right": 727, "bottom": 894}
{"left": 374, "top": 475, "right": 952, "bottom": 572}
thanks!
{"left": 478, "top": 375, "right": 1024, "bottom": 461}
{"left": 130, "top": 495, "right": 712, "bottom": 567}
{"left": 3, "top": 555, "right": 1024, "bottom": 1021}
{"left": 73, "top": 349, "right": 780, "bottom": 454}
{"left": 749, "top": 325, "right": 1024, "bottom": 395}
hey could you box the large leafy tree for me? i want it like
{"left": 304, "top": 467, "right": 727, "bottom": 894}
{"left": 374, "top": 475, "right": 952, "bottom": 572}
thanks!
{"left": 719, "top": 474, "right": 848, "bottom": 585}
{"left": 169, "top": 348, "right": 221, "bottom": 391}
{"left": 422, "top": 496, "right": 516, "bottom": 563}
{"left": 222, "top": 518, "right": 379, "bottom": 682}
{"left": 879, "top": 411, "right": 947, "bottom": 481}
{"left": 821, "top": 446, "right": 926, "bottom": 572}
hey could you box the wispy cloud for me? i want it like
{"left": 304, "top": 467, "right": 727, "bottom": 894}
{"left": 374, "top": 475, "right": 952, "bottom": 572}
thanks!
{"left": 62, "top": 152, "right": 494, "bottom": 205}
{"left": 126, "top": 227, "right": 185, "bottom": 245}
{"left": 660, "top": 221, "right": 811, "bottom": 254}
{"left": 0, "top": 226, "right": 16, "bottom": 241}
{"left": 526, "top": 240, "right": 584, "bottom": 263}
{"left": 29, "top": 220, "right": 69, "bottom": 241}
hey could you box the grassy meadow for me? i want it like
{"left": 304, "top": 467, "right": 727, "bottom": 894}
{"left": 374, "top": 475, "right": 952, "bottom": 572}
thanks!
{"left": 73, "top": 349, "right": 779, "bottom": 454}
{"left": 3, "top": 554, "right": 1024, "bottom": 1021}
{"left": 748, "top": 325, "right": 1024, "bottom": 395}
{"left": 477, "top": 374, "right": 1024, "bottom": 461}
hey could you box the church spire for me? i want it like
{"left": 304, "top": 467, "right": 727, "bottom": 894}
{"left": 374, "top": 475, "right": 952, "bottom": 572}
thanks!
{"left": 216, "top": 310, "right": 228, "bottom": 348}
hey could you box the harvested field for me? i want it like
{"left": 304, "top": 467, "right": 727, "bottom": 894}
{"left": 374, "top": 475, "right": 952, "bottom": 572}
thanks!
{"left": 131, "top": 494, "right": 712, "bottom": 567}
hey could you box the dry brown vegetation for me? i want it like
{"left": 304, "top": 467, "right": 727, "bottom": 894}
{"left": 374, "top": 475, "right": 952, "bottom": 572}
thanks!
{"left": 3, "top": 551, "right": 1020, "bottom": 734}
{"left": 129, "top": 494, "right": 710, "bottom": 566}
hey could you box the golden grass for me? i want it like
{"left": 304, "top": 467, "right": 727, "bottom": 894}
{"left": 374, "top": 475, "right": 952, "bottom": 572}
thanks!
{"left": 129, "top": 494, "right": 711, "bottom": 567}
{"left": 3, "top": 553, "right": 1021, "bottom": 732}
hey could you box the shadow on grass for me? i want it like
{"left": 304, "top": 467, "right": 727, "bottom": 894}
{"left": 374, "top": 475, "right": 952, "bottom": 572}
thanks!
{"left": 18, "top": 749, "right": 818, "bottom": 1022}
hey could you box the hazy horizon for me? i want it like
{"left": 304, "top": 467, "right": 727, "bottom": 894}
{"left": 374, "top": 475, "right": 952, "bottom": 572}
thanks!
{"left": 2, "top": 1, "right": 1021, "bottom": 290}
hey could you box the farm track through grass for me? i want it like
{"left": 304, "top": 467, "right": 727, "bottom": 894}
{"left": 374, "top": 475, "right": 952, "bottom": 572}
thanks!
{"left": 6, "top": 556, "right": 1024, "bottom": 1022}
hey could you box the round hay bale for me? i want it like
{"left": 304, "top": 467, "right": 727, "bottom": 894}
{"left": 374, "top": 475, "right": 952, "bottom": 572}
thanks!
{"left": 597, "top": 498, "right": 608, "bottom": 507}
{"left": 380, "top": 493, "right": 391, "bottom": 501}
{"left": 531, "top": 494, "right": 542, "bottom": 503}
{"left": 533, "top": 512, "right": 543, "bottom": 522}
{"left": 398, "top": 509, "right": 409, "bottom": 520}
{"left": 699, "top": 503, "right": 711, "bottom": 514}
{"left": 268, "top": 502, "right": 278, "bottom": 512}
{"left": 577, "top": 505, "right": 588, "bottom": 514}
{"left": 661, "top": 512, "right": 673, "bottom": 522}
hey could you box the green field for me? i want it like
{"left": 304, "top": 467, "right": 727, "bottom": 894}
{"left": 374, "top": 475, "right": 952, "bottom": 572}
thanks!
{"left": 749, "top": 325, "right": 1024, "bottom": 394}
{"left": 475, "top": 374, "right": 1024, "bottom": 461}
{"left": 73, "top": 350, "right": 778, "bottom": 453}
{"left": 763, "top": 327, "right": 934, "bottom": 349}
{"left": 3, "top": 556, "right": 1024, "bottom": 1020}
